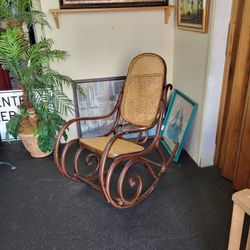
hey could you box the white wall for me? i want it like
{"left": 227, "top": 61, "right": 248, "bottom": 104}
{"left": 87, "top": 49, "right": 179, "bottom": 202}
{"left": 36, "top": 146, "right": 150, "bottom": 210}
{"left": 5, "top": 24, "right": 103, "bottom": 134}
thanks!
{"left": 172, "top": 7, "right": 212, "bottom": 164}
{"left": 199, "top": 0, "right": 232, "bottom": 167}
{"left": 173, "top": 0, "right": 232, "bottom": 165}
{"left": 36, "top": 0, "right": 232, "bottom": 166}
{"left": 37, "top": 0, "right": 175, "bottom": 139}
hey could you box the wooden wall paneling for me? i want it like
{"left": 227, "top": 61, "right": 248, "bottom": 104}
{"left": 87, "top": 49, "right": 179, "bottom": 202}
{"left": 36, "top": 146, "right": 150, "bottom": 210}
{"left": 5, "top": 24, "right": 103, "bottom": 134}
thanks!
{"left": 220, "top": 0, "right": 250, "bottom": 180}
{"left": 215, "top": 0, "right": 244, "bottom": 169}
{"left": 234, "top": 72, "right": 250, "bottom": 190}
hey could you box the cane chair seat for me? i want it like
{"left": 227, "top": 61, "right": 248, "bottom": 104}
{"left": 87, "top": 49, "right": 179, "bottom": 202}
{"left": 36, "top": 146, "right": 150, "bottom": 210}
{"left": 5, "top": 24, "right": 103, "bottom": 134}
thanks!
{"left": 80, "top": 136, "right": 144, "bottom": 158}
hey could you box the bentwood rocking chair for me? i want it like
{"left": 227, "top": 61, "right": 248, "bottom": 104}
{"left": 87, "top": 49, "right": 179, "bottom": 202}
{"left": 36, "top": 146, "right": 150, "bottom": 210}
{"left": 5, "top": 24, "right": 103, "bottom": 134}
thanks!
{"left": 54, "top": 53, "right": 178, "bottom": 208}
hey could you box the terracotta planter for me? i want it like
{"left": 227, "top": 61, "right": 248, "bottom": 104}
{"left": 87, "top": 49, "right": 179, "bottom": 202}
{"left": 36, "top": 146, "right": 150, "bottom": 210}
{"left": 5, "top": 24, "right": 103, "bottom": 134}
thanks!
{"left": 19, "top": 133, "right": 52, "bottom": 158}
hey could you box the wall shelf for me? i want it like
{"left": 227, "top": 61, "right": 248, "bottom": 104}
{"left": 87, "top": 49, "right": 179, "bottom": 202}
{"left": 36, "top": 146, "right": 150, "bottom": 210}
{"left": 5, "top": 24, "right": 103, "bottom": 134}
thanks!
{"left": 50, "top": 5, "right": 175, "bottom": 29}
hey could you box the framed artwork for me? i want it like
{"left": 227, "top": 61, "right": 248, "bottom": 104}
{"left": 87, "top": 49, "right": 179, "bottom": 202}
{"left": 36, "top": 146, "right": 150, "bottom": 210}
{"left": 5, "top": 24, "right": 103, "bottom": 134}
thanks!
{"left": 60, "top": 0, "right": 169, "bottom": 9}
{"left": 177, "top": 0, "right": 210, "bottom": 33}
{"left": 74, "top": 76, "right": 125, "bottom": 137}
{"left": 160, "top": 89, "right": 198, "bottom": 161}
{"left": 74, "top": 76, "right": 157, "bottom": 138}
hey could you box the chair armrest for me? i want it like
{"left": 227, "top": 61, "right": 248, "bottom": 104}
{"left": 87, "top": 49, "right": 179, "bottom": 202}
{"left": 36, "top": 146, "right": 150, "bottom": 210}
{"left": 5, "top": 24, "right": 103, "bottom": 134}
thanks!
{"left": 54, "top": 110, "right": 119, "bottom": 169}
{"left": 54, "top": 103, "right": 119, "bottom": 154}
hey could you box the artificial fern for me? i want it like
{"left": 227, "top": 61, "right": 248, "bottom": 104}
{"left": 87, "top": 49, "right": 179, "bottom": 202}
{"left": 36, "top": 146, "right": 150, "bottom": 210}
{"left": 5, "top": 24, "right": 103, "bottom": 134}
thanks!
{"left": 0, "top": 1, "right": 84, "bottom": 153}
{"left": 0, "top": 0, "right": 49, "bottom": 29}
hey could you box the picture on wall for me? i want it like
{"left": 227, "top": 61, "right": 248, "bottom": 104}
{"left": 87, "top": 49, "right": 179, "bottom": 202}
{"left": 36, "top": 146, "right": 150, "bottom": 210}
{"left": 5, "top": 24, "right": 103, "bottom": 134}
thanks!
{"left": 177, "top": 0, "right": 210, "bottom": 32}
{"left": 60, "top": 0, "right": 169, "bottom": 9}
{"left": 160, "top": 89, "right": 198, "bottom": 161}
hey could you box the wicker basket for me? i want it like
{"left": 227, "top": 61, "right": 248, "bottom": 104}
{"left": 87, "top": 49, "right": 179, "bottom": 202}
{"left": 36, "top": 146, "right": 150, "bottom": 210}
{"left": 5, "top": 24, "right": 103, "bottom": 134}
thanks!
{"left": 19, "top": 133, "right": 52, "bottom": 158}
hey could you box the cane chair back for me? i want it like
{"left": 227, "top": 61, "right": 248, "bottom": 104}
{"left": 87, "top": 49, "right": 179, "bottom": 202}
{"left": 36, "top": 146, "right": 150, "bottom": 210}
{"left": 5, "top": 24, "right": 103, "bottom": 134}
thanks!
{"left": 120, "top": 53, "right": 166, "bottom": 127}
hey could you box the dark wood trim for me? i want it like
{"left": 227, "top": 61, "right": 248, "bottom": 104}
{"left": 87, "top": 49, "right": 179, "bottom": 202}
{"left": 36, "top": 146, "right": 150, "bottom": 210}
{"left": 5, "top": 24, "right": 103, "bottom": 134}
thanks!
{"left": 215, "top": 0, "right": 250, "bottom": 185}
{"left": 59, "top": 0, "right": 168, "bottom": 9}
{"left": 28, "top": 26, "right": 36, "bottom": 45}
{"left": 75, "top": 76, "right": 126, "bottom": 84}
{"left": 215, "top": 0, "right": 245, "bottom": 170}
{"left": 0, "top": 66, "right": 12, "bottom": 91}
{"left": 233, "top": 71, "right": 250, "bottom": 190}
{"left": 72, "top": 83, "right": 81, "bottom": 137}
{"left": 221, "top": 0, "right": 250, "bottom": 180}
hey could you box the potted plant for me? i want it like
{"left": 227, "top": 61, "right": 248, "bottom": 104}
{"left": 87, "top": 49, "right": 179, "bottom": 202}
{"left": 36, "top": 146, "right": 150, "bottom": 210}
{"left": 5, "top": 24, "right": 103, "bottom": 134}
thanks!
{"left": 0, "top": 0, "right": 82, "bottom": 157}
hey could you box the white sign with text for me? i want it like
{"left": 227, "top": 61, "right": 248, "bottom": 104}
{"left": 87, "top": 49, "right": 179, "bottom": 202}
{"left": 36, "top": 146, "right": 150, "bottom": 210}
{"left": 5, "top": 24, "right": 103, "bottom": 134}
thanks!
{"left": 0, "top": 90, "right": 23, "bottom": 140}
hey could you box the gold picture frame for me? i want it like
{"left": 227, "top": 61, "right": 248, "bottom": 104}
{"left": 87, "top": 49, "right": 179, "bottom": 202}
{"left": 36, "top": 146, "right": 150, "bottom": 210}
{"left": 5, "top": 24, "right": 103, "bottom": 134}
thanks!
{"left": 177, "top": 0, "right": 210, "bottom": 33}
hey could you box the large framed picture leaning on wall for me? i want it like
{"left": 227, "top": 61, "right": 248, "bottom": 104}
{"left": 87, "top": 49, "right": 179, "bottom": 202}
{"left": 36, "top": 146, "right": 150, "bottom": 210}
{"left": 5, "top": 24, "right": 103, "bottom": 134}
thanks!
{"left": 60, "top": 0, "right": 169, "bottom": 9}
{"left": 74, "top": 76, "right": 124, "bottom": 137}
{"left": 73, "top": 76, "right": 157, "bottom": 138}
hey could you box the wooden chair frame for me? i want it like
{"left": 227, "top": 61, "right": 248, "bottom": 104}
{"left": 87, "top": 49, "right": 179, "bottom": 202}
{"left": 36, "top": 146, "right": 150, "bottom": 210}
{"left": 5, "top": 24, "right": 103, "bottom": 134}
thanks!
{"left": 54, "top": 53, "right": 178, "bottom": 208}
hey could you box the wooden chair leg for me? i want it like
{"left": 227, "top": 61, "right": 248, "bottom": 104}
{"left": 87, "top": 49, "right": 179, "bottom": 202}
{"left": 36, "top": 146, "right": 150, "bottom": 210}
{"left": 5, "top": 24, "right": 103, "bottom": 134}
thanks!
{"left": 228, "top": 203, "right": 245, "bottom": 250}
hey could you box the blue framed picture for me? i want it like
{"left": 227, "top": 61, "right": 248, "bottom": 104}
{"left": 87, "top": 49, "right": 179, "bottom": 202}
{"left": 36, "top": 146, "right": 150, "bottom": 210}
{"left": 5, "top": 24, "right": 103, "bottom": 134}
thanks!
{"left": 160, "top": 89, "right": 198, "bottom": 161}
